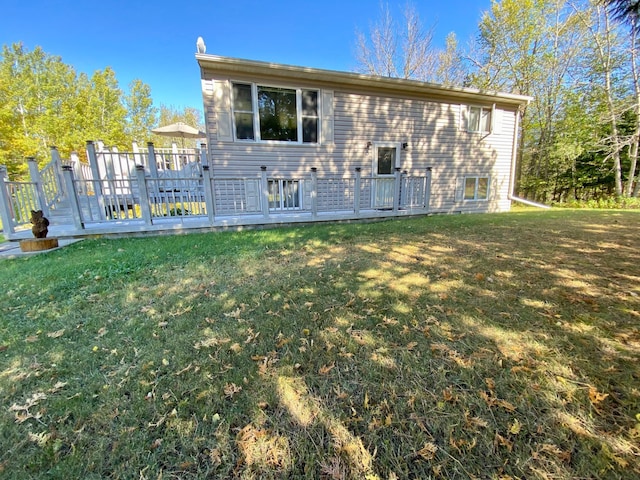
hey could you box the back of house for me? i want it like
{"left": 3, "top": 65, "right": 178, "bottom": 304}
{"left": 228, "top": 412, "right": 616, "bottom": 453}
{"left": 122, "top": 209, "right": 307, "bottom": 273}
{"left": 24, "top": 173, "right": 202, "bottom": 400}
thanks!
{"left": 196, "top": 48, "right": 531, "bottom": 215}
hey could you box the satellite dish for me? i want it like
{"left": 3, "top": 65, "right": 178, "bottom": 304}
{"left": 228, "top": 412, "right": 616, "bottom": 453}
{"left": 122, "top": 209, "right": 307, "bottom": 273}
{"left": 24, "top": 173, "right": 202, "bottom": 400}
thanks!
{"left": 196, "top": 36, "right": 206, "bottom": 54}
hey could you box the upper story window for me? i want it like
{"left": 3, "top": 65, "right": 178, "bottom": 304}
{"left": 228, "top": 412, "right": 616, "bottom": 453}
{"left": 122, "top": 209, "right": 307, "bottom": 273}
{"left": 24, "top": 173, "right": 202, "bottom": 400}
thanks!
{"left": 466, "top": 105, "right": 492, "bottom": 133}
{"left": 232, "top": 82, "right": 319, "bottom": 144}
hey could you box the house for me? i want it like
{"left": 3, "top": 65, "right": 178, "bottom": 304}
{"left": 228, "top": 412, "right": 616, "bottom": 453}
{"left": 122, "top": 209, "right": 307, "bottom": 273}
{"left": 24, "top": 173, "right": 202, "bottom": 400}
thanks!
{"left": 0, "top": 46, "right": 533, "bottom": 241}
{"left": 197, "top": 49, "right": 532, "bottom": 215}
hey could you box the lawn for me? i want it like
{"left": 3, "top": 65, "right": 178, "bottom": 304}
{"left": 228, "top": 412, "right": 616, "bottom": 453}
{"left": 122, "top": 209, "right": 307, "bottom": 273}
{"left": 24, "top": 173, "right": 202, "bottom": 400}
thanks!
{"left": 1, "top": 210, "right": 639, "bottom": 479}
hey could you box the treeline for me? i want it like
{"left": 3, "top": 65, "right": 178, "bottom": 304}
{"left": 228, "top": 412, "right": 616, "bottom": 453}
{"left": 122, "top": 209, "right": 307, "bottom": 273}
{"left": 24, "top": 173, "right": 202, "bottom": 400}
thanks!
{"left": 0, "top": 43, "right": 202, "bottom": 178}
{"left": 356, "top": 0, "right": 640, "bottom": 201}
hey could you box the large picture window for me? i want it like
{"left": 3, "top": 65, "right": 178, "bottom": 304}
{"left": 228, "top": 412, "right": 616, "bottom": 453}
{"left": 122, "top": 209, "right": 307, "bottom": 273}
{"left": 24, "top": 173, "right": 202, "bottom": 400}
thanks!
{"left": 232, "top": 83, "right": 319, "bottom": 143}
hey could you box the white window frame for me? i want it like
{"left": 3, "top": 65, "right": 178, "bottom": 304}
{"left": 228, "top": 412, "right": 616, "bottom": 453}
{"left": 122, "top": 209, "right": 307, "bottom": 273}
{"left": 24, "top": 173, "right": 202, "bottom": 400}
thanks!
{"left": 465, "top": 104, "right": 495, "bottom": 134}
{"left": 463, "top": 175, "right": 490, "bottom": 201}
{"left": 231, "top": 82, "right": 320, "bottom": 145}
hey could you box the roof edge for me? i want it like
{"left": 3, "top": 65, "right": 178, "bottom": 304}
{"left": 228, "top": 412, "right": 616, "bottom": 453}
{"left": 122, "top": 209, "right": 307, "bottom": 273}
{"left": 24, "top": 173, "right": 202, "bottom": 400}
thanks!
{"left": 196, "top": 53, "right": 532, "bottom": 106}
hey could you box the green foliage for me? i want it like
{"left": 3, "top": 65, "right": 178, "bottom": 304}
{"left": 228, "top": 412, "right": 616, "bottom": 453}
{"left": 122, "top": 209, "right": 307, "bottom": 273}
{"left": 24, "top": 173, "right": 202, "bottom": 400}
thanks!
{"left": 554, "top": 195, "right": 640, "bottom": 208}
{"left": 471, "top": 0, "right": 639, "bottom": 202}
{"left": 125, "top": 79, "right": 157, "bottom": 144}
{"left": 0, "top": 43, "right": 157, "bottom": 175}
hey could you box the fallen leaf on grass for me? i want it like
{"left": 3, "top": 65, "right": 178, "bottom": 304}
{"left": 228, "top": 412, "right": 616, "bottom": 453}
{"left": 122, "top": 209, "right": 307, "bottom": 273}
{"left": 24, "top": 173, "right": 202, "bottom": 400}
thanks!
{"left": 319, "top": 363, "right": 335, "bottom": 375}
{"left": 194, "top": 336, "right": 231, "bottom": 349}
{"left": 533, "top": 443, "right": 571, "bottom": 463}
{"left": 442, "top": 386, "right": 459, "bottom": 403}
{"left": 47, "top": 329, "right": 65, "bottom": 338}
{"left": 28, "top": 431, "right": 51, "bottom": 447}
{"left": 406, "top": 342, "right": 418, "bottom": 351}
{"left": 224, "top": 383, "right": 242, "bottom": 399}
{"left": 97, "top": 327, "right": 107, "bottom": 338}
{"left": 415, "top": 442, "right": 438, "bottom": 460}
{"left": 320, "top": 456, "right": 346, "bottom": 479}
{"left": 494, "top": 433, "right": 513, "bottom": 452}
{"left": 48, "top": 381, "right": 68, "bottom": 393}
{"left": 464, "top": 411, "right": 489, "bottom": 429}
{"left": 480, "top": 391, "right": 516, "bottom": 412}
{"left": 588, "top": 386, "right": 609, "bottom": 405}
{"left": 9, "top": 392, "right": 47, "bottom": 423}
{"left": 508, "top": 418, "right": 522, "bottom": 435}
{"left": 150, "top": 438, "right": 163, "bottom": 450}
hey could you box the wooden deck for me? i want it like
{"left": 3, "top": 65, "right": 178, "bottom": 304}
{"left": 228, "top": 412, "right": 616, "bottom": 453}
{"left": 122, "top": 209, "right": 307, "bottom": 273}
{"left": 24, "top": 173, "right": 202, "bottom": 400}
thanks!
{"left": 1, "top": 144, "right": 432, "bottom": 240}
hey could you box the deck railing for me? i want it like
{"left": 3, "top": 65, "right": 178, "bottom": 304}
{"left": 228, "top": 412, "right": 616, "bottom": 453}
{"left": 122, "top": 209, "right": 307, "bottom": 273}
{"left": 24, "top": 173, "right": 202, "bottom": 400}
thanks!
{"left": 0, "top": 145, "right": 431, "bottom": 238}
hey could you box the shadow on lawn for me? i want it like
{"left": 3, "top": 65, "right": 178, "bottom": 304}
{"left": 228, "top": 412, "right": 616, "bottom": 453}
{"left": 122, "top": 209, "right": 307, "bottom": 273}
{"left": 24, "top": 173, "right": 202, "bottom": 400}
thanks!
{"left": 242, "top": 212, "right": 640, "bottom": 479}
{"left": 1, "top": 211, "right": 639, "bottom": 479}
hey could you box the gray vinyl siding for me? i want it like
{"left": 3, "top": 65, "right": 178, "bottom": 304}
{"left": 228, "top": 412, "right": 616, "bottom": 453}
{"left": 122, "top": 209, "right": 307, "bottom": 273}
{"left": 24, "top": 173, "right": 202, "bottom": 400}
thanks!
{"left": 202, "top": 72, "right": 519, "bottom": 214}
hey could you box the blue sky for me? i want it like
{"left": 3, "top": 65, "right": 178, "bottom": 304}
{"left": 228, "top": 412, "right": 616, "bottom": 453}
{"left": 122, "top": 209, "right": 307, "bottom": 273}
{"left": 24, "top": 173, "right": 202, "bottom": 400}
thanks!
{"left": 3, "top": 1, "right": 490, "bottom": 111}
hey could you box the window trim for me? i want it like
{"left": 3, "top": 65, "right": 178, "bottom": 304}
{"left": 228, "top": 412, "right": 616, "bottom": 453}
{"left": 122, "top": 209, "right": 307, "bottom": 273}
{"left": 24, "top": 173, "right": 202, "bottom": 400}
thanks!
{"left": 231, "top": 81, "right": 320, "bottom": 145}
{"left": 463, "top": 175, "right": 490, "bottom": 201}
{"left": 465, "top": 104, "right": 494, "bottom": 134}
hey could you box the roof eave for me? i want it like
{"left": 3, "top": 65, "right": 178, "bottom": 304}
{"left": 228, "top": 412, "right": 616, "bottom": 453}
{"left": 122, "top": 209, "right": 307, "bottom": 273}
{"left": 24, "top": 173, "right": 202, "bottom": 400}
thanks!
{"left": 196, "top": 53, "right": 532, "bottom": 107}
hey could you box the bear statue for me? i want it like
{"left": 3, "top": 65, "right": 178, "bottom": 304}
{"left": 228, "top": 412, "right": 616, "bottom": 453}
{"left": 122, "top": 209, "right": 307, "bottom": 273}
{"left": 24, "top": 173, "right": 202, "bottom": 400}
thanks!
{"left": 30, "top": 210, "right": 49, "bottom": 239}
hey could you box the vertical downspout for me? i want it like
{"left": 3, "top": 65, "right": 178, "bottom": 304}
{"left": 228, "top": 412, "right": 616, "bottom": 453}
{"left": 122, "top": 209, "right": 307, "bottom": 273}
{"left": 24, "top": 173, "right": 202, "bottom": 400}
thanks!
{"left": 508, "top": 106, "right": 522, "bottom": 202}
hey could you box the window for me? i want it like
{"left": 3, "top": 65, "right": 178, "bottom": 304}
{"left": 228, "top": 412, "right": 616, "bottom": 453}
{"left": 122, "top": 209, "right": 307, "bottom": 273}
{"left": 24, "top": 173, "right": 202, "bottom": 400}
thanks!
{"left": 376, "top": 147, "right": 397, "bottom": 175}
{"left": 467, "top": 106, "right": 492, "bottom": 133}
{"left": 232, "top": 83, "right": 255, "bottom": 140}
{"left": 464, "top": 176, "right": 489, "bottom": 200}
{"left": 232, "top": 83, "right": 319, "bottom": 143}
{"left": 268, "top": 179, "right": 301, "bottom": 210}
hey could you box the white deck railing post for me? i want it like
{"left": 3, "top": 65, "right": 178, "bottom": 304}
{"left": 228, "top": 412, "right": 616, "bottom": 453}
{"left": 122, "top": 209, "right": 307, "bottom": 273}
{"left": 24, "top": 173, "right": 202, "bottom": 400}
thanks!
{"left": 199, "top": 143, "right": 208, "bottom": 167}
{"left": 425, "top": 167, "right": 432, "bottom": 211}
{"left": 202, "top": 165, "right": 215, "bottom": 222}
{"left": 393, "top": 168, "right": 402, "bottom": 212}
{"left": 27, "top": 158, "right": 49, "bottom": 217}
{"left": 135, "top": 165, "right": 153, "bottom": 225}
{"left": 61, "top": 165, "right": 84, "bottom": 231}
{"left": 354, "top": 167, "right": 362, "bottom": 216}
{"left": 69, "top": 152, "right": 82, "bottom": 194}
{"left": 171, "top": 142, "right": 179, "bottom": 170}
{"left": 310, "top": 167, "right": 318, "bottom": 218}
{"left": 147, "top": 142, "right": 159, "bottom": 178}
{"left": 0, "top": 165, "right": 16, "bottom": 235}
{"left": 86, "top": 141, "right": 107, "bottom": 221}
{"left": 50, "top": 146, "right": 66, "bottom": 196}
{"left": 260, "top": 166, "right": 270, "bottom": 219}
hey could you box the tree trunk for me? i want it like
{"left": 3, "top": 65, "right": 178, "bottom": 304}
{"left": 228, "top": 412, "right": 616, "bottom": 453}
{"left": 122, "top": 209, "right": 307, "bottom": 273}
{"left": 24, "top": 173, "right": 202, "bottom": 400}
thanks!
{"left": 627, "top": 18, "right": 640, "bottom": 197}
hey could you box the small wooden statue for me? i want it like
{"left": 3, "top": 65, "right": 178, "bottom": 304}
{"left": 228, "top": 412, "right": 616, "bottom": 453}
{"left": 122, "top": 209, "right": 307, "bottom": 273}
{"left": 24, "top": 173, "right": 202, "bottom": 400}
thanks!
{"left": 30, "top": 210, "right": 49, "bottom": 238}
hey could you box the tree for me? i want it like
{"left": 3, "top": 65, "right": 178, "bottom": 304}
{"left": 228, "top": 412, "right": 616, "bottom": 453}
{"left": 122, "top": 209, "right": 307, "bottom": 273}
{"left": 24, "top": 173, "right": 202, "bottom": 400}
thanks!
{"left": 0, "top": 43, "right": 79, "bottom": 174}
{"left": 471, "top": 0, "right": 588, "bottom": 201}
{"left": 572, "top": 1, "right": 632, "bottom": 196}
{"left": 354, "top": 2, "right": 438, "bottom": 81}
{"left": 125, "top": 79, "right": 157, "bottom": 144}
{"left": 435, "top": 33, "right": 470, "bottom": 86}
{"left": 604, "top": 0, "right": 640, "bottom": 32}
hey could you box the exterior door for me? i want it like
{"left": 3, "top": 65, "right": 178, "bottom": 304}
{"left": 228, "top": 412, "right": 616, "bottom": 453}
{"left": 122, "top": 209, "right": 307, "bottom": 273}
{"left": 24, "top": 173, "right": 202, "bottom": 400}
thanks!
{"left": 373, "top": 144, "right": 399, "bottom": 208}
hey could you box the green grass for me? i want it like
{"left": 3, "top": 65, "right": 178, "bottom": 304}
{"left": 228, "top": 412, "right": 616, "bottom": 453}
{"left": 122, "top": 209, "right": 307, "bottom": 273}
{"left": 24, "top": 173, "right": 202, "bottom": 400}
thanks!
{"left": 1, "top": 210, "right": 639, "bottom": 479}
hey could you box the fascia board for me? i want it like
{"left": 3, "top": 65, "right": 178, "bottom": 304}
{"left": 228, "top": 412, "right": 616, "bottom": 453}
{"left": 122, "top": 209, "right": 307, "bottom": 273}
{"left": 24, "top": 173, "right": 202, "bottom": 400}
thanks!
{"left": 196, "top": 53, "right": 532, "bottom": 107}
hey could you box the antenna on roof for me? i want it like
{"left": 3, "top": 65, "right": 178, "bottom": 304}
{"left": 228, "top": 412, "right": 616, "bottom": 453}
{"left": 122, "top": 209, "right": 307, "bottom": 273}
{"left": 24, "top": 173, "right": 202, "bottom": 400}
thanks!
{"left": 196, "top": 37, "right": 206, "bottom": 54}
